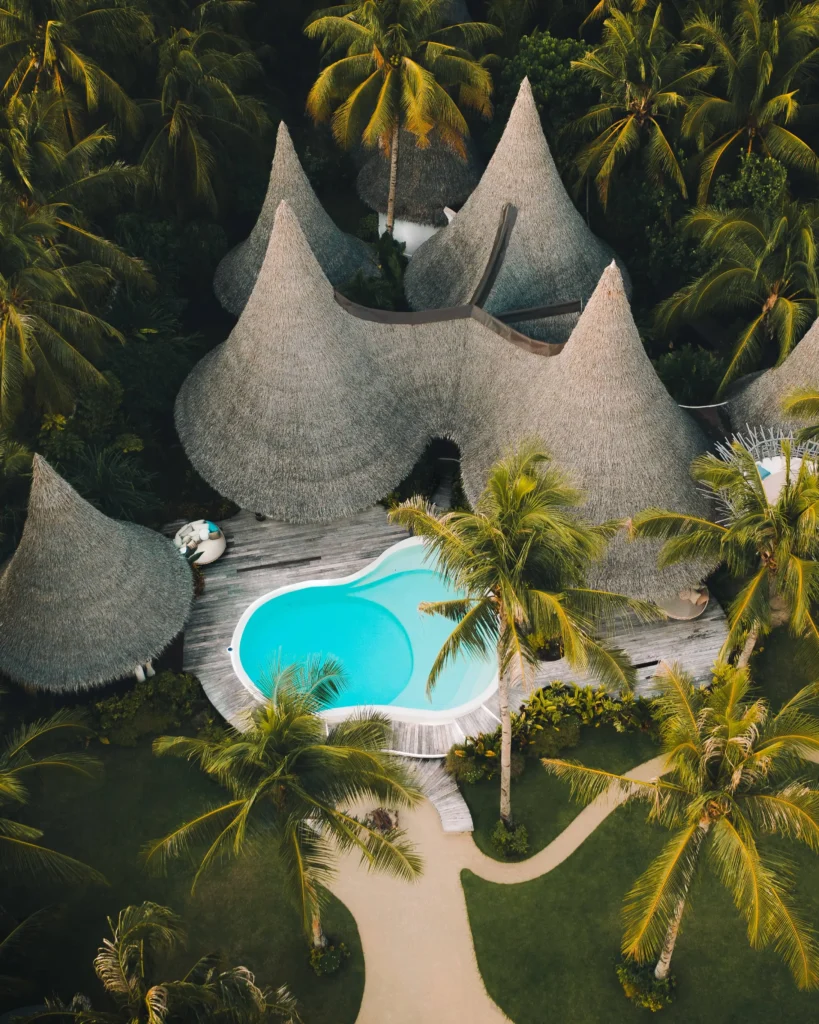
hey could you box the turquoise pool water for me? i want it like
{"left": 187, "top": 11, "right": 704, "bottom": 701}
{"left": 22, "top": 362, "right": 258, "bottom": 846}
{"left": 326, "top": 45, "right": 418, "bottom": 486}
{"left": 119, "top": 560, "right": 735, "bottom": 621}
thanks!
{"left": 236, "top": 541, "right": 497, "bottom": 713}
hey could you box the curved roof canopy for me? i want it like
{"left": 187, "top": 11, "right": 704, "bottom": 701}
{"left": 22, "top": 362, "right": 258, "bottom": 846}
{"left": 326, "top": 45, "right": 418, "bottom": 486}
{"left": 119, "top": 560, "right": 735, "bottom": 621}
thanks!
{"left": 213, "top": 121, "right": 376, "bottom": 316}
{"left": 357, "top": 129, "right": 482, "bottom": 226}
{"left": 178, "top": 203, "right": 709, "bottom": 602}
{"left": 729, "top": 318, "right": 819, "bottom": 432}
{"left": 404, "top": 78, "right": 627, "bottom": 343}
{"left": 0, "top": 456, "right": 193, "bottom": 690}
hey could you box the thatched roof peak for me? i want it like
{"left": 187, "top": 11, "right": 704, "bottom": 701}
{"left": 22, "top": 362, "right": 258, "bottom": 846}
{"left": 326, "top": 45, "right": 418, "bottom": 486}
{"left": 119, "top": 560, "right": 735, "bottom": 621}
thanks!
{"left": 213, "top": 121, "right": 376, "bottom": 316}
{"left": 0, "top": 457, "right": 192, "bottom": 691}
{"left": 404, "top": 78, "right": 628, "bottom": 344}
{"left": 729, "top": 318, "right": 819, "bottom": 431}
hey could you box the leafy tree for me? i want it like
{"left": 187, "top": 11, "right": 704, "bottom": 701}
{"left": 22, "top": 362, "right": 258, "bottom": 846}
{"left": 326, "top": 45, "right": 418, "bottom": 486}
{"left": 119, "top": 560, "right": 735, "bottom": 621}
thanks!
{"left": 388, "top": 442, "right": 655, "bottom": 825}
{"left": 683, "top": 0, "right": 819, "bottom": 202}
{"left": 569, "top": 5, "right": 713, "bottom": 206}
{"left": 146, "top": 659, "right": 423, "bottom": 948}
{"left": 654, "top": 343, "right": 726, "bottom": 404}
{"left": 631, "top": 439, "right": 819, "bottom": 666}
{"left": 711, "top": 150, "right": 789, "bottom": 213}
{"left": 0, "top": 710, "right": 104, "bottom": 883}
{"left": 305, "top": 0, "right": 498, "bottom": 234}
{"left": 0, "top": 0, "right": 153, "bottom": 140}
{"left": 784, "top": 389, "right": 819, "bottom": 443}
{"left": 543, "top": 662, "right": 819, "bottom": 989}
{"left": 36, "top": 901, "right": 302, "bottom": 1023}
{"left": 656, "top": 199, "right": 819, "bottom": 390}
{"left": 140, "top": 2, "right": 270, "bottom": 216}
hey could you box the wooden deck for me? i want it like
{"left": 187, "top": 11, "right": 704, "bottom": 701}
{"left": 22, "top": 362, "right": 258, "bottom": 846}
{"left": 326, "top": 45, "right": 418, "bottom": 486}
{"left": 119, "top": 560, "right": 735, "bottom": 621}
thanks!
{"left": 174, "top": 506, "right": 729, "bottom": 761}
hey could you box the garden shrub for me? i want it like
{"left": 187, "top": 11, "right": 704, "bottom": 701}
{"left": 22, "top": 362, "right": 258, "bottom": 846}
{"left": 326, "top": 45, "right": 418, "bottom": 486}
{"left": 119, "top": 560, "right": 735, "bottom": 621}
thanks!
{"left": 526, "top": 716, "right": 581, "bottom": 757}
{"left": 616, "top": 959, "right": 675, "bottom": 1011}
{"left": 309, "top": 941, "right": 351, "bottom": 977}
{"left": 491, "top": 819, "right": 529, "bottom": 859}
{"left": 445, "top": 732, "right": 525, "bottom": 783}
{"left": 93, "top": 671, "right": 209, "bottom": 746}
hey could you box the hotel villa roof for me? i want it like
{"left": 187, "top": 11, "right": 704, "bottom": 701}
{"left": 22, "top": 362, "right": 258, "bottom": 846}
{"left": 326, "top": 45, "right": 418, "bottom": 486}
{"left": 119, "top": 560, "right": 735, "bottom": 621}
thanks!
{"left": 0, "top": 456, "right": 193, "bottom": 691}
{"left": 404, "top": 78, "right": 627, "bottom": 344}
{"left": 177, "top": 201, "right": 711, "bottom": 603}
{"left": 729, "top": 318, "right": 819, "bottom": 432}
{"left": 357, "top": 129, "right": 482, "bottom": 226}
{"left": 213, "top": 121, "right": 376, "bottom": 316}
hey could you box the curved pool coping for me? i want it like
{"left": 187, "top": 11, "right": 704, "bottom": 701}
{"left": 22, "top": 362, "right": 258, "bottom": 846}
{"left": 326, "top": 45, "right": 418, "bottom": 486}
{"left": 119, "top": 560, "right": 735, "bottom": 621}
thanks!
{"left": 229, "top": 536, "right": 499, "bottom": 725}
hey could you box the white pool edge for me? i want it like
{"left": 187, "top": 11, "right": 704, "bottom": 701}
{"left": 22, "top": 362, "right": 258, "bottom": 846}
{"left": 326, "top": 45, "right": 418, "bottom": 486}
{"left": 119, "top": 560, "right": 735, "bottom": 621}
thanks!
{"left": 228, "top": 536, "right": 500, "bottom": 725}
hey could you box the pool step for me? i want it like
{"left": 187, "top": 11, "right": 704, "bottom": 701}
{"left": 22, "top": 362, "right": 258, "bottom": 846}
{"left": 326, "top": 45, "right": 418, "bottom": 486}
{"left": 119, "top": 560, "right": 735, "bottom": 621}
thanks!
{"left": 404, "top": 758, "right": 473, "bottom": 833}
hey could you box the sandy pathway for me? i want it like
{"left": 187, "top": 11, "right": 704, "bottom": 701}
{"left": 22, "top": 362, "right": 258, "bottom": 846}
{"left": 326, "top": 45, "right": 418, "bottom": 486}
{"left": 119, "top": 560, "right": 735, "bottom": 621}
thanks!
{"left": 331, "top": 755, "right": 666, "bottom": 1023}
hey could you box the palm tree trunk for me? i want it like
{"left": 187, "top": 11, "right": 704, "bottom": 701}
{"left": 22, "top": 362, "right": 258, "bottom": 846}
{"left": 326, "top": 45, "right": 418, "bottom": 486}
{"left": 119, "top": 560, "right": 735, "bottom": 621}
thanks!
{"left": 736, "top": 622, "right": 760, "bottom": 668}
{"left": 498, "top": 663, "right": 512, "bottom": 826}
{"left": 654, "top": 894, "right": 686, "bottom": 980}
{"left": 385, "top": 122, "right": 400, "bottom": 237}
{"left": 311, "top": 913, "right": 327, "bottom": 949}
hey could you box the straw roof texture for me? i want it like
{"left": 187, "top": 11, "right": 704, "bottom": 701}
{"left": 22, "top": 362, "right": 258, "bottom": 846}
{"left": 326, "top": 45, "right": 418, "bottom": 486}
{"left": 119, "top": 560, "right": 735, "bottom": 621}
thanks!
{"left": 404, "top": 78, "right": 627, "bottom": 343}
{"left": 213, "top": 121, "right": 376, "bottom": 316}
{"left": 729, "top": 318, "right": 819, "bottom": 431}
{"left": 178, "top": 204, "right": 709, "bottom": 602}
{"left": 0, "top": 456, "right": 193, "bottom": 691}
{"left": 357, "top": 129, "right": 482, "bottom": 226}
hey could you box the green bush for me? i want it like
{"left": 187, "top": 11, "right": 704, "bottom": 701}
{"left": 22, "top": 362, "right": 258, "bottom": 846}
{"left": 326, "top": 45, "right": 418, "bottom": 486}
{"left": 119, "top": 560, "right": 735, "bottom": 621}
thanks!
{"left": 616, "top": 959, "right": 675, "bottom": 1011}
{"left": 491, "top": 819, "right": 529, "bottom": 859}
{"left": 445, "top": 731, "right": 526, "bottom": 783}
{"left": 309, "top": 942, "right": 351, "bottom": 977}
{"left": 93, "top": 671, "right": 209, "bottom": 746}
{"left": 526, "top": 716, "right": 581, "bottom": 757}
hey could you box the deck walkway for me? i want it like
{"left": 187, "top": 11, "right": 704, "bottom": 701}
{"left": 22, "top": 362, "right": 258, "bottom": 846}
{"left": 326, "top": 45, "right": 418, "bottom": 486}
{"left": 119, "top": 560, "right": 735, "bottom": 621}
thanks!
{"left": 174, "top": 506, "right": 729, "bottom": 760}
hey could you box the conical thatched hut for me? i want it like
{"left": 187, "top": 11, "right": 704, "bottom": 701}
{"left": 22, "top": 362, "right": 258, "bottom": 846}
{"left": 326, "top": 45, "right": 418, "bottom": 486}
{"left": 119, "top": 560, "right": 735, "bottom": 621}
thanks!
{"left": 0, "top": 456, "right": 193, "bottom": 691}
{"left": 404, "top": 78, "right": 627, "bottom": 343}
{"left": 213, "top": 122, "right": 377, "bottom": 316}
{"left": 356, "top": 130, "right": 482, "bottom": 253}
{"left": 729, "top": 318, "right": 819, "bottom": 431}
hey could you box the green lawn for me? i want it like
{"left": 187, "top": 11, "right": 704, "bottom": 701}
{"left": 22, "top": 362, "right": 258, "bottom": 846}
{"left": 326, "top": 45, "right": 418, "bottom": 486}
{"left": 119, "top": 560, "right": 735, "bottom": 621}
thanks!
{"left": 463, "top": 802, "right": 819, "bottom": 1023}
{"left": 7, "top": 739, "right": 363, "bottom": 1024}
{"left": 463, "top": 725, "right": 659, "bottom": 859}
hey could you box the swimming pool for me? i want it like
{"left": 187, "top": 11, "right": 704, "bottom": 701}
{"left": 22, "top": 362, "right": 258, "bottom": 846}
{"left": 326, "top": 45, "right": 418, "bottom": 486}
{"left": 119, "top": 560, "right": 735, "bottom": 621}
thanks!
{"left": 231, "top": 538, "right": 498, "bottom": 721}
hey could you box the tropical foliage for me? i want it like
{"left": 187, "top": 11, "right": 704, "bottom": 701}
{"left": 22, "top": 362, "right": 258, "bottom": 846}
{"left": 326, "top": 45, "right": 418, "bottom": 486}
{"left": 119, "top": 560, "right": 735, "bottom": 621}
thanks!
{"left": 784, "top": 389, "right": 819, "bottom": 443}
{"left": 543, "top": 662, "right": 819, "bottom": 989}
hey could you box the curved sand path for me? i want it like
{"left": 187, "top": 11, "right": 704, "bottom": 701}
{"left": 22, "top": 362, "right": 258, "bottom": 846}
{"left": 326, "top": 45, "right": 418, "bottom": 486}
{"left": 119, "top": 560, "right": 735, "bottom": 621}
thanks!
{"left": 332, "top": 755, "right": 667, "bottom": 1023}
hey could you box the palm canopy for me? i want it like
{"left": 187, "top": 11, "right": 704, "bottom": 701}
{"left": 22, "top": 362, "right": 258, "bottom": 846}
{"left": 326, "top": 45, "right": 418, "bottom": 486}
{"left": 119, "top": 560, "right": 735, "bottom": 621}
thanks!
{"left": 389, "top": 442, "right": 658, "bottom": 694}
{"left": 543, "top": 662, "right": 819, "bottom": 988}
{"left": 0, "top": 708, "right": 105, "bottom": 884}
{"left": 655, "top": 200, "right": 819, "bottom": 391}
{"left": 569, "top": 5, "right": 713, "bottom": 206}
{"left": 784, "top": 389, "right": 819, "bottom": 443}
{"left": 683, "top": 0, "right": 819, "bottom": 203}
{"left": 305, "top": 0, "right": 499, "bottom": 156}
{"left": 32, "top": 901, "right": 302, "bottom": 1023}
{"left": 631, "top": 439, "right": 819, "bottom": 660}
{"left": 146, "top": 658, "right": 423, "bottom": 940}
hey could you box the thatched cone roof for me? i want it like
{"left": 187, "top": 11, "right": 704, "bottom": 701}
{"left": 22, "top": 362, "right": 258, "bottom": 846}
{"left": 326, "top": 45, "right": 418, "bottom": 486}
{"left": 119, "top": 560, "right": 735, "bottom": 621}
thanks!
{"left": 178, "top": 201, "right": 419, "bottom": 520}
{"left": 213, "top": 122, "right": 377, "bottom": 316}
{"left": 357, "top": 129, "right": 482, "bottom": 226}
{"left": 729, "top": 318, "right": 819, "bottom": 431}
{"left": 536, "top": 263, "right": 713, "bottom": 600}
{"left": 404, "top": 78, "right": 627, "bottom": 343}
{"left": 0, "top": 456, "right": 193, "bottom": 691}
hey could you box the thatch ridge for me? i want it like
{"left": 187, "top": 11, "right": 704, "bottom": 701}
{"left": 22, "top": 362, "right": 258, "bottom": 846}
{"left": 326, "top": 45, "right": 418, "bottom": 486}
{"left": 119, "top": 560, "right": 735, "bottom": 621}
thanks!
{"left": 213, "top": 121, "right": 377, "bottom": 316}
{"left": 0, "top": 456, "right": 193, "bottom": 691}
{"left": 729, "top": 318, "right": 819, "bottom": 431}
{"left": 357, "top": 129, "right": 482, "bottom": 226}
{"left": 178, "top": 208, "right": 709, "bottom": 602}
{"left": 404, "top": 78, "right": 628, "bottom": 344}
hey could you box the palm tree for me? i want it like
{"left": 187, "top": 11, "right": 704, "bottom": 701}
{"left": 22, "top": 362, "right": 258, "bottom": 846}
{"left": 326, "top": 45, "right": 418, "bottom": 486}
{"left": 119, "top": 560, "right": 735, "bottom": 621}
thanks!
{"left": 35, "top": 901, "right": 302, "bottom": 1023}
{"left": 569, "top": 5, "right": 713, "bottom": 207}
{"left": 543, "top": 662, "right": 819, "bottom": 989}
{"left": 784, "top": 389, "right": 819, "bottom": 443}
{"left": 631, "top": 439, "right": 819, "bottom": 667}
{"left": 655, "top": 200, "right": 819, "bottom": 391}
{"left": 305, "top": 0, "right": 498, "bottom": 235}
{"left": 0, "top": 0, "right": 154, "bottom": 141}
{"left": 0, "top": 709, "right": 104, "bottom": 884}
{"left": 140, "top": 4, "right": 269, "bottom": 215}
{"left": 388, "top": 442, "right": 657, "bottom": 825}
{"left": 146, "top": 659, "right": 423, "bottom": 949}
{"left": 683, "top": 0, "right": 819, "bottom": 203}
